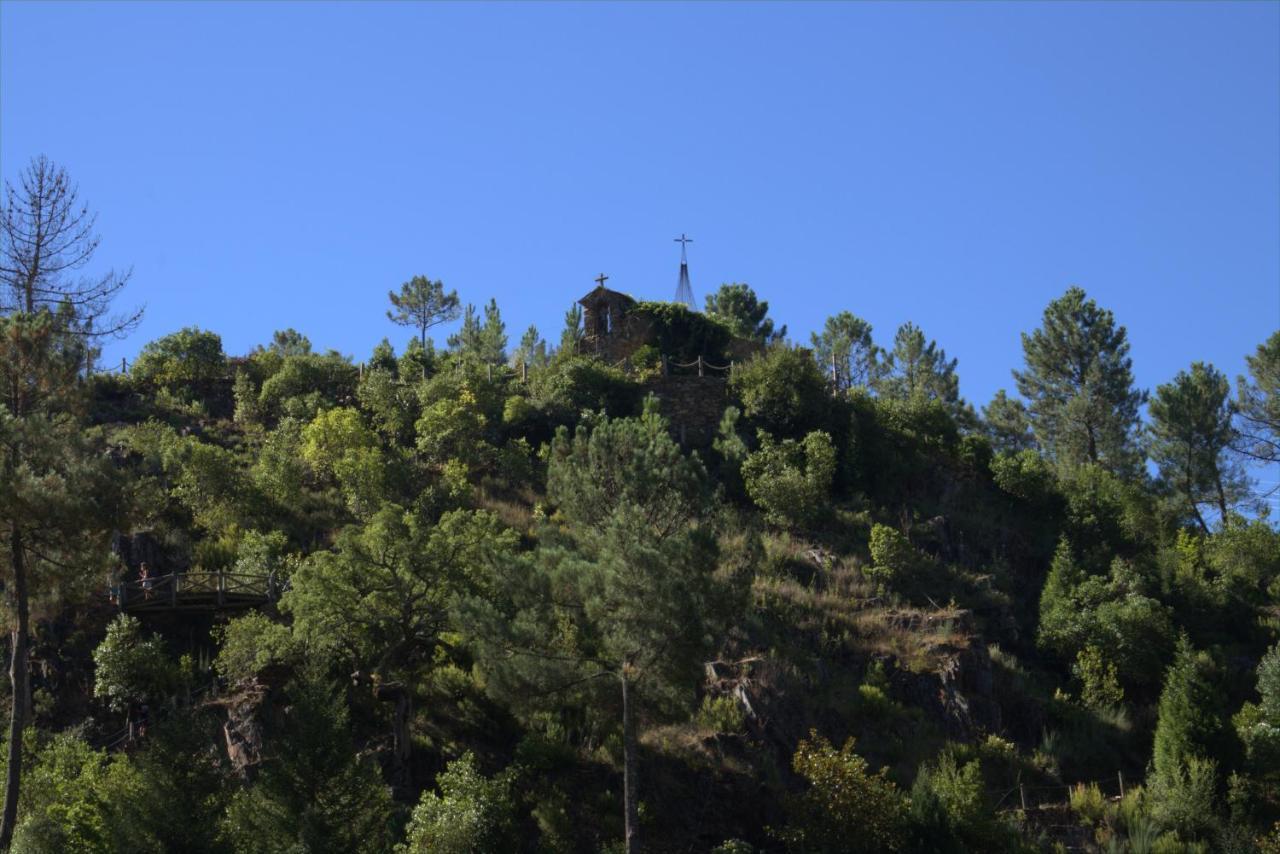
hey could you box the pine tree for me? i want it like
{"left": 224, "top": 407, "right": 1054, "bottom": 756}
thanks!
{"left": 982, "top": 389, "right": 1036, "bottom": 453}
{"left": 478, "top": 298, "right": 507, "bottom": 365}
{"left": 465, "top": 406, "right": 738, "bottom": 853}
{"left": 559, "top": 303, "right": 584, "bottom": 352}
{"left": 1014, "top": 287, "right": 1145, "bottom": 474}
{"left": 705, "top": 283, "right": 785, "bottom": 343}
{"left": 1235, "top": 331, "right": 1279, "bottom": 467}
{"left": 811, "top": 311, "right": 878, "bottom": 390}
{"left": 874, "top": 322, "right": 960, "bottom": 405}
{"left": 386, "top": 275, "right": 460, "bottom": 351}
{"left": 1149, "top": 362, "right": 1247, "bottom": 530}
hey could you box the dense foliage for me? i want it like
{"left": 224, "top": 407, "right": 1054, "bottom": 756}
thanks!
{"left": 1, "top": 169, "right": 1277, "bottom": 852}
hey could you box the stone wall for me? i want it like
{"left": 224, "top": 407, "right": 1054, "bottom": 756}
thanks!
{"left": 646, "top": 374, "right": 728, "bottom": 446}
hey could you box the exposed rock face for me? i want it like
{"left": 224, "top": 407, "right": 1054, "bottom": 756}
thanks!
{"left": 219, "top": 680, "right": 268, "bottom": 777}
{"left": 892, "top": 638, "right": 1002, "bottom": 740}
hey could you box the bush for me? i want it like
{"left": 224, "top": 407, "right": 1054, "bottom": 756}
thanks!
{"left": 398, "top": 752, "right": 518, "bottom": 854}
{"left": 214, "top": 612, "right": 295, "bottom": 684}
{"left": 1148, "top": 756, "right": 1220, "bottom": 841}
{"left": 865, "top": 523, "right": 919, "bottom": 589}
{"left": 773, "top": 730, "right": 907, "bottom": 853}
{"left": 697, "top": 694, "right": 746, "bottom": 734}
{"left": 742, "top": 430, "right": 835, "bottom": 528}
{"left": 729, "top": 346, "right": 831, "bottom": 439}
{"left": 131, "top": 326, "right": 226, "bottom": 393}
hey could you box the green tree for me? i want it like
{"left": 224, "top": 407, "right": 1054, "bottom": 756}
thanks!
{"left": 559, "top": 303, "right": 584, "bottom": 352}
{"left": 982, "top": 389, "right": 1035, "bottom": 453}
{"left": 468, "top": 408, "right": 735, "bottom": 853}
{"left": 811, "top": 310, "right": 878, "bottom": 390}
{"left": 705, "top": 283, "right": 785, "bottom": 343}
{"left": 1152, "top": 637, "right": 1228, "bottom": 784}
{"left": 1149, "top": 362, "right": 1247, "bottom": 530}
{"left": 774, "top": 730, "right": 907, "bottom": 853}
{"left": 478, "top": 297, "right": 508, "bottom": 365}
{"left": 510, "top": 323, "right": 547, "bottom": 369}
{"left": 92, "top": 615, "right": 175, "bottom": 714}
{"left": 1235, "top": 331, "right": 1279, "bottom": 467}
{"left": 130, "top": 326, "right": 227, "bottom": 390}
{"left": 283, "top": 504, "right": 515, "bottom": 784}
{"left": 729, "top": 346, "right": 831, "bottom": 439}
{"left": 741, "top": 430, "right": 836, "bottom": 528}
{"left": 0, "top": 311, "right": 126, "bottom": 848}
{"left": 873, "top": 322, "right": 960, "bottom": 407}
{"left": 1014, "top": 287, "right": 1145, "bottom": 474}
{"left": 386, "top": 275, "right": 460, "bottom": 351}
{"left": 397, "top": 753, "right": 517, "bottom": 853}
{"left": 268, "top": 327, "right": 312, "bottom": 357}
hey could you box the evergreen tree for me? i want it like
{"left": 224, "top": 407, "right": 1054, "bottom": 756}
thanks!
{"left": 0, "top": 310, "right": 127, "bottom": 847}
{"left": 1149, "top": 362, "right": 1247, "bottom": 530}
{"left": 510, "top": 323, "right": 547, "bottom": 369}
{"left": 982, "top": 389, "right": 1035, "bottom": 453}
{"left": 466, "top": 407, "right": 736, "bottom": 853}
{"left": 1235, "top": 331, "right": 1279, "bottom": 467}
{"left": 559, "top": 303, "right": 584, "bottom": 352}
{"left": 705, "top": 283, "right": 785, "bottom": 343}
{"left": 874, "top": 322, "right": 960, "bottom": 406}
{"left": 269, "top": 328, "right": 312, "bottom": 357}
{"left": 810, "top": 311, "right": 878, "bottom": 390}
{"left": 386, "top": 275, "right": 460, "bottom": 351}
{"left": 1014, "top": 287, "right": 1145, "bottom": 474}
{"left": 1152, "top": 636, "right": 1227, "bottom": 783}
{"left": 478, "top": 297, "right": 508, "bottom": 365}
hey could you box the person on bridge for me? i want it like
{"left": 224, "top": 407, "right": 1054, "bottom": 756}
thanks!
{"left": 140, "top": 563, "right": 153, "bottom": 600}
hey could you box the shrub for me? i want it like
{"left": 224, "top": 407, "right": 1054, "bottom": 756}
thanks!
{"left": 1074, "top": 645, "right": 1124, "bottom": 711}
{"left": 865, "top": 523, "right": 918, "bottom": 589}
{"left": 697, "top": 694, "right": 746, "bottom": 734}
{"left": 92, "top": 615, "right": 176, "bottom": 713}
{"left": 1148, "top": 756, "right": 1220, "bottom": 841}
{"left": 773, "top": 730, "right": 907, "bottom": 853}
{"left": 730, "top": 346, "right": 831, "bottom": 439}
{"left": 742, "top": 430, "right": 836, "bottom": 528}
{"left": 398, "top": 752, "right": 517, "bottom": 854}
{"left": 131, "top": 326, "right": 226, "bottom": 392}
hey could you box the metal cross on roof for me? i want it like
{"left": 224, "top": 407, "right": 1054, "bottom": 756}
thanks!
{"left": 595, "top": 273, "right": 609, "bottom": 288}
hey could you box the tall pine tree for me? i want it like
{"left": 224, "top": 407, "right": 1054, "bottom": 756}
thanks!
{"left": 1014, "top": 287, "right": 1145, "bottom": 474}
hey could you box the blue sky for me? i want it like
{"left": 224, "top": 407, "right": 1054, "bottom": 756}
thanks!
{"left": 2, "top": 1, "right": 1277, "bottom": 417}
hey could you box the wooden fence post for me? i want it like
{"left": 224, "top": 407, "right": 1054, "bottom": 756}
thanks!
{"left": 521, "top": 361, "right": 527, "bottom": 382}
{"left": 1117, "top": 771, "right": 1125, "bottom": 798}
{"left": 1019, "top": 783, "right": 1028, "bottom": 812}
{"left": 697, "top": 356, "right": 704, "bottom": 377}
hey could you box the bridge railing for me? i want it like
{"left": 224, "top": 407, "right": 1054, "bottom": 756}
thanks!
{"left": 115, "top": 571, "right": 273, "bottom": 610}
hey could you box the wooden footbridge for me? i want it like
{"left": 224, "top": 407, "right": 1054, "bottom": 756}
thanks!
{"left": 115, "top": 571, "right": 278, "bottom": 612}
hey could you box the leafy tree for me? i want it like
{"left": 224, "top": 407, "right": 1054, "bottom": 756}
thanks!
{"left": 873, "top": 322, "right": 960, "bottom": 406}
{"left": 386, "top": 275, "right": 460, "bottom": 351}
{"left": 811, "top": 310, "right": 878, "bottom": 390}
{"left": 908, "top": 748, "right": 990, "bottom": 852}
{"left": 130, "top": 326, "right": 227, "bottom": 391}
{"left": 1, "top": 154, "right": 141, "bottom": 339}
{"left": 1149, "top": 362, "right": 1247, "bottom": 530}
{"left": 301, "top": 406, "right": 388, "bottom": 516}
{"left": 283, "top": 504, "right": 515, "bottom": 783}
{"left": 729, "top": 346, "right": 831, "bottom": 439}
{"left": 92, "top": 615, "right": 175, "bottom": 714}
{"left": 704, "top": 283, "right": 785, "bottom": 343}
{"left": 397, "top": 753, "right": 518, "bottom": 853}
{"left": 741, "top": 430, "right": 836, "bottom": 528}
{"left": 1235, "top": 331, "right": 1279, "bottom": 467}
{"left": 774, "top": 730, "right": 907, "bottom": 853}
{"left": 1072, "top": 645, "right": 1124, "bottom": 711}
{"left": 1038, "top": 540, "right": 1173, "bottom": 691}
{"left": 1014, "top": 287, "right": 1145, "bottom": 474}
{"left": 982, "top": 389, "right": 1035, "bottom": 453}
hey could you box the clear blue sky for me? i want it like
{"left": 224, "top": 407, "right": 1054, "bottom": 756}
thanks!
{"left": 2, "top": 1, "right": 1277, "bottom": 414}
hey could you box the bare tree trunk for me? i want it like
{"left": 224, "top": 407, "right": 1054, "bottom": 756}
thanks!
{"left": 1214, "top": 470, "right": 1230, "bottom": 522}
{"left": 621, "top": 672, "right": 640, "bottom": 854}
{"left": 1, "top": 527, "right": 30, "bottom": 851}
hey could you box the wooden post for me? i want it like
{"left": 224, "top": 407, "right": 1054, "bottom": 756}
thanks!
{"left": 1117, "top": 771, "right": 1125, "bottom": 798}
{"left": 1019, "top": 783, "right": 1028, "bottom": 812}
{"left": 729, "top": 359, "right": 735, "bottom": 377}
{"left": 121, "top": 357, "right": 127, "bottom": 374}
{"left": 217, "top": 572, "right": 225, "bottom": 608}
{"left": 170, "top": 574, "right": 177, "bottom": 608}
{"left": 697, "top": 356, "right": 705, "bottom": 377}
{"left": 359, "top": 362, "right": 364, "bottom": 380}
{"left": 521, "top": 360, "right": 527, "bottom": 382}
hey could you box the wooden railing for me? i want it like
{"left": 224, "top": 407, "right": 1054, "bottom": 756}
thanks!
{"left": 114, "top": 571, "right": 275, "bottom": 611}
